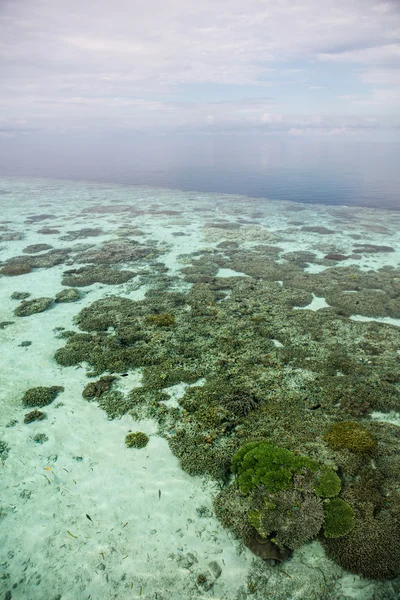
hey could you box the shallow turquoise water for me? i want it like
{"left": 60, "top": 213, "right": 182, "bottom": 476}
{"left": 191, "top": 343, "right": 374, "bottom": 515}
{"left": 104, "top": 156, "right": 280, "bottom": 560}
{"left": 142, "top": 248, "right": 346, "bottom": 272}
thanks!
{"left": 1, "top": 176, "right": 399, "bottom": 600}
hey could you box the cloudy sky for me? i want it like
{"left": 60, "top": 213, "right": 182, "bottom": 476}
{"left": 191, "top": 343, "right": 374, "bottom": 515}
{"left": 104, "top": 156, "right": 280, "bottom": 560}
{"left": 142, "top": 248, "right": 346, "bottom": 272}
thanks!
{"left": 1, "top": 0, "right": 400, "bottom": 137}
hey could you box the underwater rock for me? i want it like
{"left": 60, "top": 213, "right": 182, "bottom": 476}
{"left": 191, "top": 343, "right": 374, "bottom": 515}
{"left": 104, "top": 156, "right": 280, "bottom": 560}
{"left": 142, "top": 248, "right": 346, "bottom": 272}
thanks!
{"left": 0, "top": 263, "right": 32, "bottom": 276}
{"left": 301, "top": 226, "right": 335, "bottom": 234}
{"left": 24, "top": 410, "right": 46, "bottom": 424}
{"left": 23, "top": 243, "right": 53, "bottom": 254}
{"left": 11, "top": 291, "right": 31, "bottom": 300}
{"left": 0, "top": 231, "right": 24, "bottom": 241}
{"left": 55, "top": 288, "right": 80, "bottom": 303}
{"left": 0, "top": 321, "right": 14, "bottom": 329}
{"left": 245, "top": 532, "right": 292, "bottom": 563}
{"left": 61, "top": 265, "right": 135, "bottom": 287}
{"left": 324, "top": 253, "right": 350, "bottom": 261}
{"left": 5, "top": 249, "right": 71, "bottom": 269}
{"left": 25, "top": 213, "right": 56, "bottom": 222}
{"left": 14, "top": 297, "right": 53, "bottom": 316}
{"left": 353, "top": 244, "right": 394, "bottom": 253}
{"left": 37, "top": 227, "right": 60, "bottom": 234}
{"left": 59, "top": 227, "right": 104, "bottom": 241}
{"left": 75, "top": 239, "right": 159, "bottom": 265}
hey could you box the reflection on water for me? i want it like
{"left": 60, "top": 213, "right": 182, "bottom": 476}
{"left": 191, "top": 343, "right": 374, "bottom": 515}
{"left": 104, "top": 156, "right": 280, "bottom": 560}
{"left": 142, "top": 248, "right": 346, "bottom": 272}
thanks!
{"left": 1, "top": 135, "right": 399, "bottom": 209}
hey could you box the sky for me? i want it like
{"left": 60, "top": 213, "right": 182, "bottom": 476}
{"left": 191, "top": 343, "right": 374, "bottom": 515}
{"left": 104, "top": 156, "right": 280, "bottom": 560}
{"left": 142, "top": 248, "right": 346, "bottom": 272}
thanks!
{"left": 0, "top": 0, "right": 400, "bottom": 138}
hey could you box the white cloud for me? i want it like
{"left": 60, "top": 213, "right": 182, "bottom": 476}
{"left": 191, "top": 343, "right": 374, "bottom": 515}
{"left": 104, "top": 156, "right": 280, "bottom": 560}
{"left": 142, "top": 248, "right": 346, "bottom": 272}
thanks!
{"left": 0, "top": 0, "right": 399, "bottom": 133}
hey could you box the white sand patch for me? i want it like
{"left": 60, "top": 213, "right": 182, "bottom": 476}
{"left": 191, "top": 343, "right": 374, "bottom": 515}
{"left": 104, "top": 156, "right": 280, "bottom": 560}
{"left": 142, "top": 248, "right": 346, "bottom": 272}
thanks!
{"left": 271, "top": 339, "right": 284, "bottom": 348}
{"left": 350, "top": 315, "right": 400, "bottom": 328}
{"left": 216, "top": 268, "right": 249, "bottom": 278}
{"left": 293, "top": 294, "right": 330, "bottom": 311}
{"left": 370, "top": 411, "right": 400, "bottom": 427}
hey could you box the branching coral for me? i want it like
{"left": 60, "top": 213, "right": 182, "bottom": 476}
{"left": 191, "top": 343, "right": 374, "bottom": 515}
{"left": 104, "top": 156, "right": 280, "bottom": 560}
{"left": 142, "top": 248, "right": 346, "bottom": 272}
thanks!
{"left": 323, "top": 510, "right": 400, "bottom": 579}
{"left": 125, "top": 431, "right": 149, "bottom": 449}
{"left": 220, "top": 390, "right": 258, "bottom": 417}
{"left": 324, "top": 421, "right": 377, "bottom": 455}
{"left": 22, "top": 386, "right": 64, "bottom": 408}
{"left": 248, "top": 487, "right": 325, "bottom": 550}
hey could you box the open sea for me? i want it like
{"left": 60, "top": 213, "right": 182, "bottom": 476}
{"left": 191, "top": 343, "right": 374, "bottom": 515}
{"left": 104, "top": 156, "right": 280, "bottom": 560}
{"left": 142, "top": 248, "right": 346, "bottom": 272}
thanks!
{"left": 0, "top": 135, "right": 400, "bottom": 600}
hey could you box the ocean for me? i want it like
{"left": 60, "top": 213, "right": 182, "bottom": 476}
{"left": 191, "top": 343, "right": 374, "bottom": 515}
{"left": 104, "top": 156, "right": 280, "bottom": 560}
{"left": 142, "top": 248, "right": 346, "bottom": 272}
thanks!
{"left": 0, "top": 168, "right": 399, "bottom": 600}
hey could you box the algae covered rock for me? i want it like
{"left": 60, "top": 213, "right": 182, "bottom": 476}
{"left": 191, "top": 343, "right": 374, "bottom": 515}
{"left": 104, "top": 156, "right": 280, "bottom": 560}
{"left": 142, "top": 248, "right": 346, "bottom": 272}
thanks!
{"left": 55, "top": 288, "right": 80, "bottom": 303}
{"left": 14, "top": 297, "right": 53, "bottom": 316}
{"left": 22, "top": 385, "right": 64, "bottom": 408}
{"left": 125, "top": 431, "right": 149, "bottom": 449}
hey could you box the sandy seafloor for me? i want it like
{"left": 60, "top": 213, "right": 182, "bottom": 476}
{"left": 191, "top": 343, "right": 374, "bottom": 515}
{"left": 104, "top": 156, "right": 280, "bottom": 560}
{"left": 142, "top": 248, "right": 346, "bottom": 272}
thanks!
{"left": 0, "top": 177, "right": 399, "bottom": 600}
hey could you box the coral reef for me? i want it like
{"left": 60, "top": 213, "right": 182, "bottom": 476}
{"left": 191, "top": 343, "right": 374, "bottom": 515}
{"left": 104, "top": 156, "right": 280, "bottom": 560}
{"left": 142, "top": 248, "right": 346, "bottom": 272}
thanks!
{"left": 324, "top": 421, "right": 377, "bottom": 455}
{"left": 14, "top": 297, "right": 53, "bottom": 317}
{"left": 24, "top": 410, "right": 46, "bottom": 424}
{"left": 33, "top": 433, "right": 48, "bottom": 444}
{"left": 23, "top": 243, "right": 53, "bottom": 253}
{"left": 323, "top": 511, "right": 400, "bottom": 579}
{"left": 51, "top": 254, "right": 400, "bottom": 578}
{"left": 82, "top": 376, "right": 117, "bottom": 399}
{"left": 22, "top": 386, "right": 64, "bottom": 408}
{"left": 55, "top": 288, "right": 80, "bottom": 303}
{"left": 323, "top": 497, "right": 355, "bottom": 538}
{"left": 0, "top": 440, "right": 10, "bottom": 461}
{"left": 61, "top": 266, "right": 135, "bottom": 287}
{"left": 0, "top": 263, "right": 31, "bottom": 276}
{"left": 145, "top": 313, "right": 175, "bottom": 327}
{"left": 125, "top": 431, "right": 149, "bottom": 448}
{"left": 11, "top": 291, "right": 30, "bottom": 300}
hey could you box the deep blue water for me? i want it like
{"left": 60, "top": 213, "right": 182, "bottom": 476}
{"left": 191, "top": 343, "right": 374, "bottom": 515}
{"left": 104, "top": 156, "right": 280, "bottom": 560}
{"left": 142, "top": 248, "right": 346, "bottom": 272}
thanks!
{"left": 0, "top": 133, "right": 399, "bottom": 209}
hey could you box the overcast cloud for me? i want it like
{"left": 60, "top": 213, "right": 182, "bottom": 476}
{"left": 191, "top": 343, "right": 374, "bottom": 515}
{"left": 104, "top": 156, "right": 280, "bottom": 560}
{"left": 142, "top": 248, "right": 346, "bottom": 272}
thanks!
{"left": 1, "top": 0, "right": 400, "bottom": 136}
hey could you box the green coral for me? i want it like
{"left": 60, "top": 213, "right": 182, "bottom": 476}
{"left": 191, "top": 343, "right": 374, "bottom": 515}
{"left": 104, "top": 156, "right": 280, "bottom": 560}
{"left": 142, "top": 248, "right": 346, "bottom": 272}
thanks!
{"left": 323, "top": 497, "right": 355, "bottom": 538}
{"left": 125, "top": 431, "right": 149, "bottom": 448}
{"left": 22, "top": 386, "right": 64, "bottom": 408}
{"left": 145, "top": 313, "right": 175, "bottom": 326}
{"left": 313, "top": 467, "right": 342, "bottom": 498}
{"left": 231, "top": 442, "right": 340, "bottom": 498}
{"left": 324, "top": 421, "right": 377, "bottom": 455}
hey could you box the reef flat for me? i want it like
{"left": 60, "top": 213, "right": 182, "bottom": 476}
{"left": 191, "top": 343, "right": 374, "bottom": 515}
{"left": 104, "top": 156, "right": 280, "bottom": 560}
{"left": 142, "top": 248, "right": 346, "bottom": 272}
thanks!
{"left": 1, "top": 177, "right": 400, "bottom": 600}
